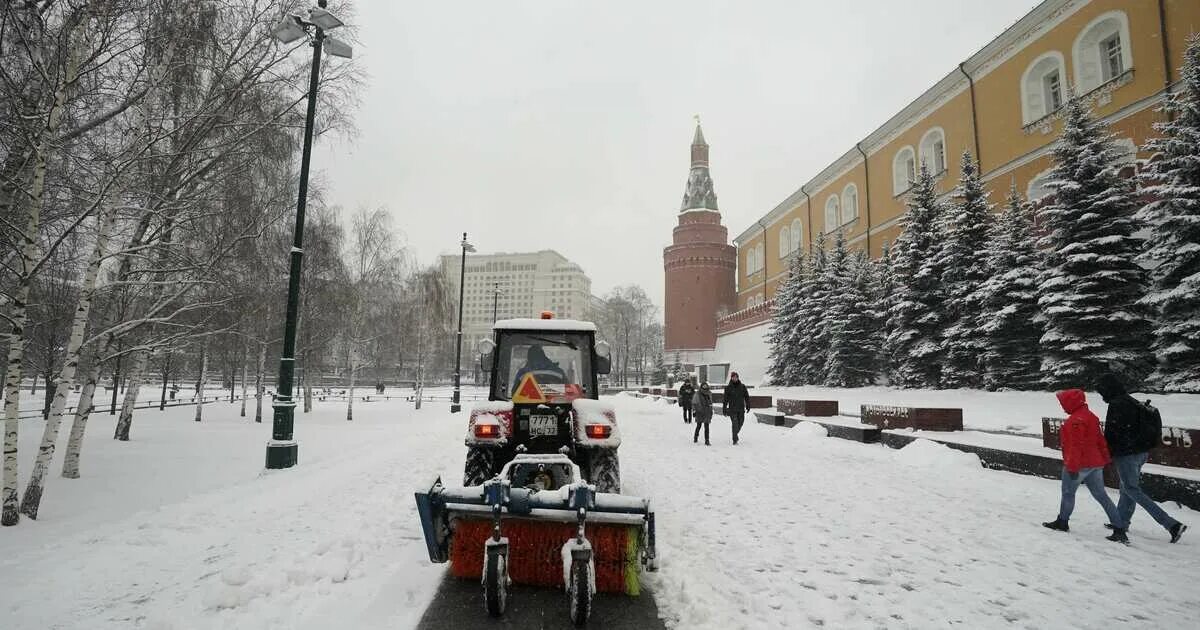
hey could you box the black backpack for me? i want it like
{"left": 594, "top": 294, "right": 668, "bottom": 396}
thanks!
{"left": 1134, "top": 397, "right": 1163, "bottom": 451}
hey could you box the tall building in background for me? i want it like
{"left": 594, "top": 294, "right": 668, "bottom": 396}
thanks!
{"left": 440, "top": 250, "right": 601, "bottom": 352}
{"left": 662, "top": 123, "right": 737, "bottom": 364}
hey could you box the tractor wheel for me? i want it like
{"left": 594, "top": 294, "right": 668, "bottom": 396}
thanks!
{"left": 484, "top": 548, "right": 508, "bottom": 617}
{"left": 464, "top": 447, "right": 495, "bottom": 486}
{"left": 587, "top": 448, "right": 620, "bottom": 494}
{"left": 567, "top": 557, "right": 592, "bottom": 626}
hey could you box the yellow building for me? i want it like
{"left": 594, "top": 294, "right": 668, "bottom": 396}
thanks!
{"left": 731, "top": 0, "right": 1200, "bottom": 314}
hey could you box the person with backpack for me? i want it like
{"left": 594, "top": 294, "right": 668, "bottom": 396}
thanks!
{"left": 1042, "top": 389, "right": 1129, "bottom": 543}
{"left": 678, "top": 378, "right": 695, "bottom": 424}
{"left": 722, "top": 372, "right": 751, "bottom": 445}
{"left": 1096, "top": 373, "right": 1188, "bottom": 544}
{"left": 691, "top": 382, "right": 713, "bottom": 445}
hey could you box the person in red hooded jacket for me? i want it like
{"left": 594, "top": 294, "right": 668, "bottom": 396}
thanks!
{"left": 1042, "top": 389, "right": 1130, "bottom": 544}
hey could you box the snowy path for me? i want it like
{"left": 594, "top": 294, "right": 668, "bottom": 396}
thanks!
{"left": 2, "top": 392, "right": 1198, "bottom": 629}
{"left": 620, "top": 395, "right": 1199, "bottom": 629}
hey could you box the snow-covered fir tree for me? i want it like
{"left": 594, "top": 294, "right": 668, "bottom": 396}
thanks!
{"left": 1138, "top": 34, "right": 1200, "bottom": 392}
{"left": 886, "top": 164, "right": 948, "bottom": 388}
{"left": 823, "top": 234, "right": 880, "bottom": 387}
{"left": 1036, "top": 93, "right": 1154, "bottom": 388}
{"left": 795, "top": 231, "right": 830, "bottom": 384}
{"left": 979, "top": 187, "right": 1043, "bottom": 390}
{"left": 766, "top": 252, "right": 806, "bottom": 386}
{"left": 874, "top": 242, "right": 896, "bottom": 383}
{"left": 939, "top": 151, "right": 994, "bottom": 388}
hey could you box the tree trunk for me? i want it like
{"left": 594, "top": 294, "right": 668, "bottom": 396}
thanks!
{"left": 30, "top": 373, "right": 39, "bottom": 398}
{"left": 239, "top": 344, "right": 248, "bottom": 417}
{"left": 61, "top": 361, "right": 101, "bottom": 478}
{"left": 254, "top": 343, "right": 265, "bottom": 423}
{"left": 20, "top": 205, "right": 115, "bottom": 517}
{"left": 347, "top": 349, "right": 356, "bottom": 421}
{"left": 159, "top": 350, "right": 171, "bottom": 411}
{"left": 194, "top": 342, "right": 208, "bottom": 422}
{"left": 114, "top": 351, "right": 148, "bottom": 441}
{"left": 109, "top": 351, "right": 121, "bottom": 415}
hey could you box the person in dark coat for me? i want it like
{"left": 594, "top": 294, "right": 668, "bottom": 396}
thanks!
{"left": 1096, "top": 373, "right": 1188, "bottom": 543}
{"left": 692, "top": 382, "right": 713, "bottom": 445}
{"left": 678, "top": 378, "right": 695, "bottom": 424}
{"left": 1042, "top": 389, "right": 1128, "bottom": 543}
{"left": 721, "top": 372, "right": 751, "bottom": 445}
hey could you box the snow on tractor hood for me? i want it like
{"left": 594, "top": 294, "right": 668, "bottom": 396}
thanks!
{"left": 572, "top": 399, "right": 621, "bottom": 448}
{"left": 492, "top": 318, "right": 597, "bottom": 332}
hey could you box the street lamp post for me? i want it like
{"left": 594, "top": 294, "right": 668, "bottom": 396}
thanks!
{"left": 266, "top": 1, "right": 352, "bottom": 470}
{"left": 451, "top": 233, "right": 475, "bottom": 413}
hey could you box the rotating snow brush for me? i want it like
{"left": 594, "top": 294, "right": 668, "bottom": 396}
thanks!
{"left": 415, "top": 454, "right": 657, "bottom": 603}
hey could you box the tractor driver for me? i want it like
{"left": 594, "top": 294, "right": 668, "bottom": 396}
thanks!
{"left": 512, "top": 344, "right": 567, "bottom": 393}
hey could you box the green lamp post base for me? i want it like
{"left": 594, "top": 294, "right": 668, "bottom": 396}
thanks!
{"left": 266, "top": 440, "right": 299, "bottom": 469}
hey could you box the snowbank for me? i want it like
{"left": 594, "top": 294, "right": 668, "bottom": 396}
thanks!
{"left": 895, "top": 438, "right": 983, "bottom": 469}
{"left": 757, "top": 385, "right": 1200, "bottom": 432}
{"left": 789, "top": 421, "right": 829, "bottom": 439}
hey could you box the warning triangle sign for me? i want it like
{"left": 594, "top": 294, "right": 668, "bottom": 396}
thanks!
{"left": 512, "top": 373, "right": 547, "bottom": 403}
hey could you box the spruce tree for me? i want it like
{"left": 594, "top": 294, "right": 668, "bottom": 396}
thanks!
{"left": 796, "top": 231, "right": 830, "bottom": 383}
{"left": 979, "top": 187, "right": 1043, "bottom": 390}
{"left": 939, "top": 151, "right": 994, "bottom": 388}
{"left": 1036, "top": 94, "right": 1154, "bottom": 388}
{"left": 824, "top": 242, "right": 880, "bottom": 388}
{"left": 766, "top": 253, "right": 806, "bottom": 386}
{"left": 874, "top": 242, "right": 897, "bottom": 384}
{"left": 886, "top": 164, "right": 948, "bottom": 388}
{"left": 1139, "top": 34, "right": 1200, "bottom": 392}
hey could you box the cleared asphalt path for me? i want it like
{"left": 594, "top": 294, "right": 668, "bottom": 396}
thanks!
{"left": 415, "top": 575, "right": 665, "bottom": 629}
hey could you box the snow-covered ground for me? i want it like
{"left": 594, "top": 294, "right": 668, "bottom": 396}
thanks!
{"left": 1, "top": 390, "right": 1197, "bottom": 629}
{"left": 754, "top": 385, "right": 1200, "bottom": 433}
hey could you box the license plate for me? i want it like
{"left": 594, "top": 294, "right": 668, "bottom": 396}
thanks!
{"left": 529, "top": 415, "right": 558, "bottom": 437}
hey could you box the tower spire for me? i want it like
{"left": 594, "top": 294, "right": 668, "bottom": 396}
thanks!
{"left": 681, "top": 118, "right": 717, "bottom": 211}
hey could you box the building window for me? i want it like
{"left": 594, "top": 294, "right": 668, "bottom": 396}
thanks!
{"left": 790, "top": 219, "right": 803, "bottom": 254}
{"left": 1073, "top": 11, "right": 1132, "bottom": 93}
{"left": 756, "top": 243, "right": 764, "bottom": 272}
{"left": 1027, "top": 169, "right": 1054, "bottom": 202}
{"left": 893, "top": 146, "right": 916, "bottom": 195}
{"left": 840, "top": 184, "right": 859, "bottom": 224}
{"left": 1021, "top": 51, "right": 1067, "bottom": 124}
{"left": 919, "top": 128, "right": 946, "bottom": 175}
{"left": 824, "top": 196, "right": 839, "bottom": 232}
{"left": 779, "top": 225, "right": 791, "bottom": 258}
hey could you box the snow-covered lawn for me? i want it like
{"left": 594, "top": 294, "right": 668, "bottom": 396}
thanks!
{"left": 755, "top": 385, "right": 1200, "bottom": 433}
{"left": 1, "top": 390, "right": 1197, "bottom": 629}
{"left": 621, "top": 395, "right": 1199, "bottom": 629}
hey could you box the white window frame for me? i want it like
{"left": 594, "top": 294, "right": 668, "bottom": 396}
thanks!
{"left": 824, "top": 196, "right": 840, "bottom": 232}
{"left": 790, "top": 219, "right": 804, "bottom": 254}
{"left": 1027, "top": 168, "right": 1054, "bottom": 202}
{"left": 893, "top": 146, "right": 917, "bottom": 195}
{"left": 919, "top": 128, "right": 947, "bottom": 176}
{"left": 746, "top": 248, "right": 756, "bottom": 276}
{"left": 1021, "top": 51, "right": 1067, "bottom": 124}
{"left": 840, "top": 183, "right": 859, "bottom": 224}
{"left": 756, "top": 243, "right": 764, "bottom": 272}
{"left": 778, "top": 225, "right": 791, "bottom": 258}
{"left": 1073, "top": 11, "right": 1132, "bottom": 93}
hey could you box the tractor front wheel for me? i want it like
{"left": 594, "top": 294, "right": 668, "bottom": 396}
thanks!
{"left": 586, "top": 448, "right": 620, "bottom": 493}
{"left": 464, "top": 447, "right": 495, "bottom": 486}
{"left": 484, "top": 547, "right": 508, "bottom": 617}
{"left": 567, "top": 557, "right": 593, "bottom": 626}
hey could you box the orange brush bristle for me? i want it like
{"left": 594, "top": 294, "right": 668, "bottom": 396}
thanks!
{"left": 448, "top": 517, "right": 640, "bottom": 594}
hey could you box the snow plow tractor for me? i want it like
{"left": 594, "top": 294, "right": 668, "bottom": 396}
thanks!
{"left": 414, "top": 314, "right": 657, "bottom": 625}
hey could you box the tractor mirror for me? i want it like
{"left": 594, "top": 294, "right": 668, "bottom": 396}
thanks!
{"left": 478, "top": 339, "right": 496, "bottom": 355}
{"left": 595, "top": 340, "right": 610, "bottom": 358}
{"left": 478, "top": 339, "right": 496, "bottom": 371}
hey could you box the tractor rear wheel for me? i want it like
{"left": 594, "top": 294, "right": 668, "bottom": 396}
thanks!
{"left": 586, "top": 448, "right": 620, "bottom": 493}
{"left": 464, "top": 447, "right": 495, "bottom": 486}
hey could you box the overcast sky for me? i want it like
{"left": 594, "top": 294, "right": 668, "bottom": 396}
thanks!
{"left": 318, "top": 0, "right": 1040, "bottom": 311}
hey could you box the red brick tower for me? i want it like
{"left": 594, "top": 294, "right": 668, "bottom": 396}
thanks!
{"left": 663, "top": 123, "right": 737, "bottom": 355}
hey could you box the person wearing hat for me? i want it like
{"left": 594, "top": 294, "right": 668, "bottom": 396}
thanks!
{"left": 691, "top": 382, "right": 713, "bottom": 445}
{"left": 722, "top": 372, "right": 751, "bottom": 445}
{"left": 678, "top": 377, "right": 695, "bottom": 424}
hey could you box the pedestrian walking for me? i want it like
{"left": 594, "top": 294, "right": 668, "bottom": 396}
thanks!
{"left": 1042, "top": 389, "right": 1130, "bottom": 544}
{"left": 692, "top": 382, "right": 713, "bottom": 445}
{"left": 678, "top": 379, "right": 695, "bottom": 424}
{"left": 1096, "top": 373, "right": 1188, "bottom": 544}
{"left": 722, "top": 372, "right": 751, "bottom": 445}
